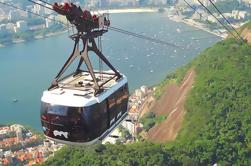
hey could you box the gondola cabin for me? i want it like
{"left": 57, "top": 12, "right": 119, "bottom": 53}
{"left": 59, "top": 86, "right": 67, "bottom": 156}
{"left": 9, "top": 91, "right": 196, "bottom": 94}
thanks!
{"left": 41, "top": 71, "right": 129, "bottom": 146}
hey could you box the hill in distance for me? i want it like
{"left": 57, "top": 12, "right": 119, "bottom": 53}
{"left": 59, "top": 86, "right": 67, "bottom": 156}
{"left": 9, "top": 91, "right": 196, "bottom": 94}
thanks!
{"left": 40, "top": 24, "right": 251, "bottom": 166}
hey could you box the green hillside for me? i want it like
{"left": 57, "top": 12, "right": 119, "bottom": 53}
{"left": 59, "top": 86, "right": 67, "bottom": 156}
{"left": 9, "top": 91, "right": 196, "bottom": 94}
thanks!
{"left": 41, "top": 38, "right": 251, "bottom": 166}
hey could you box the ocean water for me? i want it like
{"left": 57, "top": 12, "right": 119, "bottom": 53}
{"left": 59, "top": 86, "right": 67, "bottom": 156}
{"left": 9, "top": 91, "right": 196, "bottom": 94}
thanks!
{"left": 0, "top": 12, "right": 220, "bottom": 130}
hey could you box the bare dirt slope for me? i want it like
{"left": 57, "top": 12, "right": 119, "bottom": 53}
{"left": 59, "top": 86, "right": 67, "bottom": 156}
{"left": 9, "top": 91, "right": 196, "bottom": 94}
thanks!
{"left": 147, "top": 69, "right": 196, "bottom": 143}
{"left": 241, "top": 28, "right": 251, "bottom": 44}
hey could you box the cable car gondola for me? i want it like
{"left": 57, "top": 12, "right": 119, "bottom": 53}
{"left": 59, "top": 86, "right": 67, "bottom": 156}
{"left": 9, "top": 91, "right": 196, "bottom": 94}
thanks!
{"left": 41, "top": 71, "right": 129, "bottom": 145}
{"left": 40, "top": 3, "right": 129, "bottom": 145}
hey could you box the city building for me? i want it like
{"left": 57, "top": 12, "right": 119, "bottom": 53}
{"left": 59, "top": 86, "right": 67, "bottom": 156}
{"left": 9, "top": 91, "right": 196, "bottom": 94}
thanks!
{"left": 192, "top": 0, "right": 219, "bottom": 6}
{"left": 6, "top": 23, "right": 15, "bottom": 32}
{"left": 167, "top": 0, "right": 178, "bottom": 5}
{"left": 140, "top": 85, "right": 148, "bottom": 95}
{"left": 232, "top": 10, "right": 249, "bottom": 20}
{"left": 16, "top": 128, "right": 23, "bottom": 141}
{"left": 0, "top": 124, "right": 64, "bottom": 165}
{"left": 243, "top": 0, "right": 251, "bottom": 6}
{"left": 120, "top": 0, "right": 139, "bottom": 6}
{"left": 0, "top": 8, "right": 6, "bottom": 21}
{"left": 33, "top": 3, "right": 45, "bottom": 15}
{"left": 26, "top": 131, "right": 33, "bottom": 137}
{"left": 3, "top": 150, "right": 11, "bottom": 158}
{"left": 15, "top": 20, "right": 28, "bottom": 32}
{"left": 10, "top": 124, "right": 24, "bottom": 132}
{"left": 0, "top": 24, "right": 7, "bottom": 33}
{"left": 207, "top": 15, "right": 217, "bottom": 23}
{"left": 43, "top": 140, "right": 51, "bottom": 148}
{"left": 45, "top": 15, "right": 55, "bottom": 28}
{"left": 0, "top": 149, "right": 3, "bottom": 158}
{"left": 8, "top": 10, "right": 22, "bottom": 21}
{"left": 26, "top": 5, "right": 34, "bottom": 18}
{"left": 148, "top": 0, "right": 166, "bottom": 5}
{"left": 135, "top": 89, "right": 144, "bottom": 100}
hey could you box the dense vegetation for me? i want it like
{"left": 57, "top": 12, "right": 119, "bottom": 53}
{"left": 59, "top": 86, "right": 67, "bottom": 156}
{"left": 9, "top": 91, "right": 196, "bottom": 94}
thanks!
{"left": 41, "top": 143, "right": 179, "bottom": 166}
{"left": 207, "top": 0, "right": 250, "bottom": 13}
{"left": 41, "top": 38, "right": 251, "bottom": 165}
{"left": 139, "top": 112, "right": 166, "bottom": 131}
{"left": 176, "top": 38, "right": 251, "bottom": 165}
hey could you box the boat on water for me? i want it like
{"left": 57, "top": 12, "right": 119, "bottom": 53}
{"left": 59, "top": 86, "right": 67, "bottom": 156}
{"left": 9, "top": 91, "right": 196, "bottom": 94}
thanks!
{"left": 12, "top": 99, "right": 18, "bottom": 103}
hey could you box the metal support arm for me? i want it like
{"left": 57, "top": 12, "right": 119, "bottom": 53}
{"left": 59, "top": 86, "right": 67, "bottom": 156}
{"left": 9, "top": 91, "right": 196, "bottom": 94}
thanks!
{"left": 49, "top": 31, "right": 121, "bottom": 95}
{"left": 88, "top": 38, "right": 122, "bottom": 79}
{"left": 48, "top": 37, "right": 80, "bottom": 90}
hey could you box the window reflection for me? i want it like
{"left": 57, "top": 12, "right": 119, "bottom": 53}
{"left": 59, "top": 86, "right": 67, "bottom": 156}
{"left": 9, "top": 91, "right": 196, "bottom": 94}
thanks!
{"left": 40, "top": 83, "right": 129, "bottom": 142}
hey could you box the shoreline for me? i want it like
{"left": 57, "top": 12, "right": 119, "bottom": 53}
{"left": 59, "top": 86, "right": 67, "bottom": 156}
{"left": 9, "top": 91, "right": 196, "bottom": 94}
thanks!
{"left": 0, "top": 8, "right": 158, "bottom": 48}
{"left": 95, "top": 8, "right": 158, "bottom": 14}
{"left": 167, "top": 15, "right": 227, "bottom": 39}
{"left": 0, "top": 8, "right": 225, "bottom": 48}
{"left": 0, "top": 29, "right": 68, "bottom": 48}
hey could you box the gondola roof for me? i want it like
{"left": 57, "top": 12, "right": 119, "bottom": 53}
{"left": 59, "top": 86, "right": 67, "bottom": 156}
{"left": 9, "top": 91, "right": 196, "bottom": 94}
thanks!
{"left": 41, "top": 71, "right": 127, "bottom": 107}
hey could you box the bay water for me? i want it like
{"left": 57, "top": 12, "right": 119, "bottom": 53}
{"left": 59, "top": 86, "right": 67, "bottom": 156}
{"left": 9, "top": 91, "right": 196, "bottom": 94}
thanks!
{"left": 0, "top": 12, "right": 220, "bottom": 130}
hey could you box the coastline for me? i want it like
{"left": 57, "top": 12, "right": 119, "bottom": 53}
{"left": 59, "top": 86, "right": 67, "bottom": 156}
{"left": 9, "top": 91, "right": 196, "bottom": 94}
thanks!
{"left": 0, "top": 8, "right": 225, "bottom": 48}
{"left": 167, "top": 15, "right": 227, "bottom": 39}
{"left": 0, "top": 29, "right": 68, "bottom": 48}
{"left": 95, "top": 8, "right": 158, "bottom": 14}
{"left": 0, "top": 8, "right": 158, "bottom": 48}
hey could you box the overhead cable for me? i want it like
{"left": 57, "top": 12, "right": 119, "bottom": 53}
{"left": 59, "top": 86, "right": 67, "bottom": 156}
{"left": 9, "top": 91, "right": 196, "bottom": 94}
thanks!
{"left": 0, "top": 1, "right": 67, "bottom": 26}
{"left": 1, "top": 0, "right": 182, "bottom": 48}
{"left": 109, "top": 26, "right": 181, "bottom": 48}
{"left": 38, "top": 0, "right": 53, "bottom": 7}
{"left": 183, "top": 0, "right": 222, "bottom": 35}
{"left": 197, "top": 0, "right": 240, "bottom": 41}
{"left": 33, "top": 0, "right": 182, "bottom": 48}
{"left": 208, "top": 0, "right": 244, "bottom": 42}
{"left": 27, "top": 0, "right": 53, "bottom": 11}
